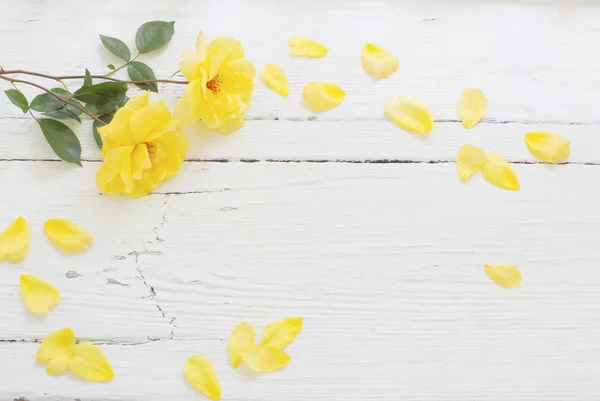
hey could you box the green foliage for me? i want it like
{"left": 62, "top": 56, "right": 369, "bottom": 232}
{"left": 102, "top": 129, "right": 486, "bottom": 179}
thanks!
{"left": 84, "top": 69, "right": 93, "bottom": 87}
{"left": 37, "top": 118, "right": 82, "bottom": 165}
{"left": 74, "top": 82, "right": 127, "bottom": 114}
{"left": 99, "top": 34, "right": 131, "bottom": 61}
{"left": 127, "top": 61, "right": 158, "bottom": 93}
{"left": 135, "top": 21, "right": 175, "bottom": 53}
{"left": 4, "top": 89, "right": 28, "bottom": 113}
{"left": 92, "top": 114, "right": 114, "bottom": 148}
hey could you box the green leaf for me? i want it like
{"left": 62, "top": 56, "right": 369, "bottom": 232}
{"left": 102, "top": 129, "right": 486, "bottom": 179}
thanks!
{"left": 74, "top": 82, "right": 127, "bottom": 114}
{"left": 92, "top": 114, "right": 114, "bottom": 148}
{"left": 84, "top": 69, "right": 93, "bottom": 87}
{"left": 30, "top": 92, "right": 64, "bottom": 112}
{"left": 99, "top": 34, "right": 131, "bottom": 61}
{"left": 4, "top": 89, "right": 28, "bottom": 113}
{"left": 43, "top": 98, "right": 83, "bottom": 123}
{"left": 127, "top": 61, "right": 158, "bottom": 93}
{"left": 135, "top": 21, "right": 175, "bottom": 53}
{"left": 37, "top": 118, "right": 82, "bottom": 165}
{"left": 107, "top": 64, "right": 116, "bottom": 70}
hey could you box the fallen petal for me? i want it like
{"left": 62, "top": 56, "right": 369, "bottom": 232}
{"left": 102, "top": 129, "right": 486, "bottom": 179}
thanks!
{"left": 36, "top": 328, "right": 76, "bottom": 375}
{"left": 261, "top": 317, "right": 303, "bottom": 350}
{"left": 260, "top": 64, "right": 289, "bottom": 96}
{"left": 485, "top": 264, "right": 522, "bottom": 289}
{"left": 0, "top": 216, "right": 30, "bottom": 263}
{"left": 44, "top": 218, "right": 94, "bottom": 253}
{"left": 384, "top": 95, "right": 434, "bottom": 134}
{"left": 481, "top": 152, "right": 520, "bottom": 191}
{"left": 68, "top": 342, "right": 114, "bottom": 382}
{"left": 239, "top": 344, "right": 290, "bottom": 373}
{"left": 525, "top": 131, "right": 570, "bottom": 163}
{"left": 184, "top": 355, "right": 221, "bottom": 400}
{"left": 303, "top": 82, "right": 344, "bottom": 112}
{"left": 229, "top": 321, "right": 256, "bottom": 368}
{"left": 459, "top": 89, "right": 488, "bottom": 129}
{"left": 289, "top": 36, "right": 328, "bottom": 58}
{"left": 456, "top": 144, "right": 486, "bottom": 181}
{"left": 361, "top": 43, "right": 399, "bottom": 79}
{"left": 20, "top": 274, "right": 60, "bottom": 314}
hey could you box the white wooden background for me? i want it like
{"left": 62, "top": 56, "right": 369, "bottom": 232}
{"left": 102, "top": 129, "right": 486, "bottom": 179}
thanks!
{"left": 1, "top": 0, "right": 600, "bottom": 400}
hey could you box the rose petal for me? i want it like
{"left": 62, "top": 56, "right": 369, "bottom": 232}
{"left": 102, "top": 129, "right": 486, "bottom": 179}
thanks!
{"left": 20, "top": 274, "right": 60, "bottom": 314}
{"left": 302, "top": 82, "right": 344, "bottom": 112}
{"left": 44, "top": 218, "right": 93, "bottom": 253}
{"left": 525, "top": 131, "right": 570, "bottom": 163}
{"left": 260, "top": 64, "right": 289, "bottom": 96}
{"left": 288, "top": 36, "right": 328, "bottom": 58}
{"left": 229, "top": 322, "right": 256, "bottom": 368}
{"left": 261, "top": 317, "right": 303, "bottom": 350}
{"left": 481, "top": 152, "right": 520, "bottom": 191}
{"left": 456, "top": 144, "right": 486, "bottom": 181}
{"left": 485, "top": 264, "right": 522, "bottom": 289}
{"left": 239, "top": 344, "right": 291, "bottom": 373}
{"left": 0, "top": 216, "right": 29, "bottom": 263}
{"left": 184, "top": 355, "right": 221, "bottom": 400}
{"left": 68, "top": 342, "right": 114, "bottom": 382}
{"left": 459, "top": 89, "right": 488, "bottom": 129}
{"left": 36, "top": 328, "right": 76, "bottom": 375}
{"left": 361, "top": 43, "right": 399, "bottom": 79}
{"left": 384, "top": 95, "right": 434, "bottom": 134}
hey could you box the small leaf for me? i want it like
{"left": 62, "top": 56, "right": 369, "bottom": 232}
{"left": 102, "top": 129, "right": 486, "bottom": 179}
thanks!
{"left": 44, "top": 218, "right": 94, "bottom": 253}
{"left": 261, "top": 317, "right": 303, "bottom": 350}
{"left": 37, "top": 119, "right": 82, "bottom": 165}
{"left": 99, "top": 34, "right": 131, "bottom": 61}
{"left": 68, "top": 342, "right": 114, "bottom": 382}
{"left": 229, "top": 322, "right": 256, "bottom": 368}
{"left": 74, "top": 82, "right": 127, "bottom": 114}
{"left": 135, "top": 21, "right": 175, "bottom": 53}
{"left": 92, "top": 114, "right": 114, "bottom": 148}
{"left": 20, "top": 274, "right": 60, "bottom": 314}
{"left": 127, "top": 61, "right": 158, "bottom": 93}
{"left": 84, "top": 69, "right": 93, "bottom": 88}
{"left": 183, "top": 355, "right": 221, "bottom": 400}
{"left": 4, "top": 89, "right": 28, "bottom": 113}
{"left": 37, "top": 328, "right": 76, "bottom": 375}
{"left": 239, "top": 344, "right": 291, "bottom": 373}
{"left": 30, "top": 93, "right": 64, "bottom": 113}
{"left": 484, "top": 264, "right": 522, "bottom": 289}
{"left": 107, "top": 64, "right": 116, "bottom": 70}
{"left": 0, "top": 216, "right": 30, "bottom": 263}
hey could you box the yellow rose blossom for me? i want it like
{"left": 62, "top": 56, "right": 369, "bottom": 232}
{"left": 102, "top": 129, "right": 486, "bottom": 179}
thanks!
{"left": 96, "top": 92, "right": 188, "bottom": 198}
{"left": 175, "top": 31, "right": 255, "bottom": 134}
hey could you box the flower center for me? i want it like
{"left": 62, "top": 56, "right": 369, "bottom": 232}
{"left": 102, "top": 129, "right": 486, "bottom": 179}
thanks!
{"left": 145, "top": 142, "right": 156, "bottom": 162}
{"left": 206, "top": 73, "right": 223, "bottom": 94}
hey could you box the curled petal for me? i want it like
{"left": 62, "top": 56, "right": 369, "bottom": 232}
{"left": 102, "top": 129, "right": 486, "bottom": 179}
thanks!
{"left": 481, "top": 152, "right": 520, "bottom": 191}
{"left": 260, "top": 64, "right": 289, "bottom": 96}
{"left": 240, "top": 344, "right": 291, "bottom": 373}
{"left": 0, "top": 216, "right": 30, "bottom": 263}
{"left": 261, "top": 317, "right": 303, "bottom": 350}
{"left": 384, "top": 95, "right": 434, "bottom": 134}
{"left": 229, "top": 322, "right": 256, "bottom": 368}
{"left": 68, "top": 342, "right": 114, "bottom": 382}
{"left": 303, "top": 82, "right": 344, "bottom": 112}
{"left": 184, "top": 355, "right": 221, "bottom": 400}
{"left": 456, "top": 144, "right": 486, "bottom": 181}
{"left": 289, "top": 36, "right": 328, "bottom": 58}
{"left": 20, "top": 274, "right": 60, "bottom": 314}
{"left": 44, "top": 218, "right": 94, "bottom": 253}
{"left": 36, "top": 328, "right": 76, "bottom": 375}
{"left": 361, "top": 43, "right": 399, "bottom": 79}
{"left": 485, "top": 264, "right": 522, "bottom": 289}
{"left": 459, "top": 89, "right": 488, "bottom": 129}
{"left": 525, "top": 131, "right": 570, "bottom": 163}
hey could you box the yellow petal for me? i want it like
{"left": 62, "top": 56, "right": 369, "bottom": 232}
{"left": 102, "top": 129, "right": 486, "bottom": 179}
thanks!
{"left": 44, "top": 218, "right": 94, "bottom": 253}
{"left": 20, "top": 274, "right": 60, "bottom": 314}
{"left": 484, "top": 264, "right": 522, "bottom": 289}
{"left": 303, "top": 82, "right": 344, "bottom": 112}
{"left": 261, "top": 317, "right": 303, "bottom": 350}
{"left": 36, "top": 328, "right": 76, "bottom": 375}
{"left": 459, "top": 89, "right": 488, "bottom": 129}
{"left": 481, "top": 152, "right": 520, "bottom": 191}
{"left": 229, "top": 322, "right": 256, "bottom": 368}
{"left": 184, "top": 355, "right": 221, "bottom": 400}
{"left": 456, "top": 144, "right": 486, "bottom": 181}
{"left": 0, "top": 216, "right": 30, "bottom": 263}
{"left": 196, "top": 30, "right": 207, "bottom": 59}
{"left": 525, "top": 131, "right": 570, "bottom": 163}
{"left": 385, "top": 95, "right": 434, "bottom": 134}
{"left": 217, "top": 117, "right": 245, "bottom": 135}
{"left": 260, "top": 64, "right": 289, "bottom": 96}
{"left": 289, "top": 36, "right": 328, "bottom": 58}
{"left": 68, "top": 342, "right": 114, "bottom": 382}
{"left": 240, "top": 344, "right": 291, "bottom": 373}
{"left": 361, "top": 43, "right": 399, "bottom": 79}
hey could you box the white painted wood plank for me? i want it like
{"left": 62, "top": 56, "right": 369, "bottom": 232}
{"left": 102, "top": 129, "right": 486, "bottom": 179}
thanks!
{"left": 2, "top": 0, "right": 600, "bottom": 123}
{"left": 0, "top": 118, "right": 597, "bottom": 162}
{"left": 0, "top": 162, "right": 599, "bottom": 400}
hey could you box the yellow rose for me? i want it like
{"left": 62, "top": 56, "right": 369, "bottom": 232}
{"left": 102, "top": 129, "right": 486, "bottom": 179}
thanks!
{"left": 96, "top": 92, "right": 188, "bottom": 198}
{"left": 175, "top": 31, "right": 255, "bottom": 134}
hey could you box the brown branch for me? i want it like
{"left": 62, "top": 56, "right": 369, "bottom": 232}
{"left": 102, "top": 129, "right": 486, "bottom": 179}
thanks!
{"left": 0, "top": 69, "right": 188, "bottom": 85}
{"left": 0, "top": 75, "right": 107, "bottom": 125}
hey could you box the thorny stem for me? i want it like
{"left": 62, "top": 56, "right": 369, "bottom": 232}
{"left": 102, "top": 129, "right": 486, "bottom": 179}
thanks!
{"left": 0, "top": 75, "right": 107, "bottom": 125}
{"left": 0, "top": 69, "right": 188, "bottom": 85}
